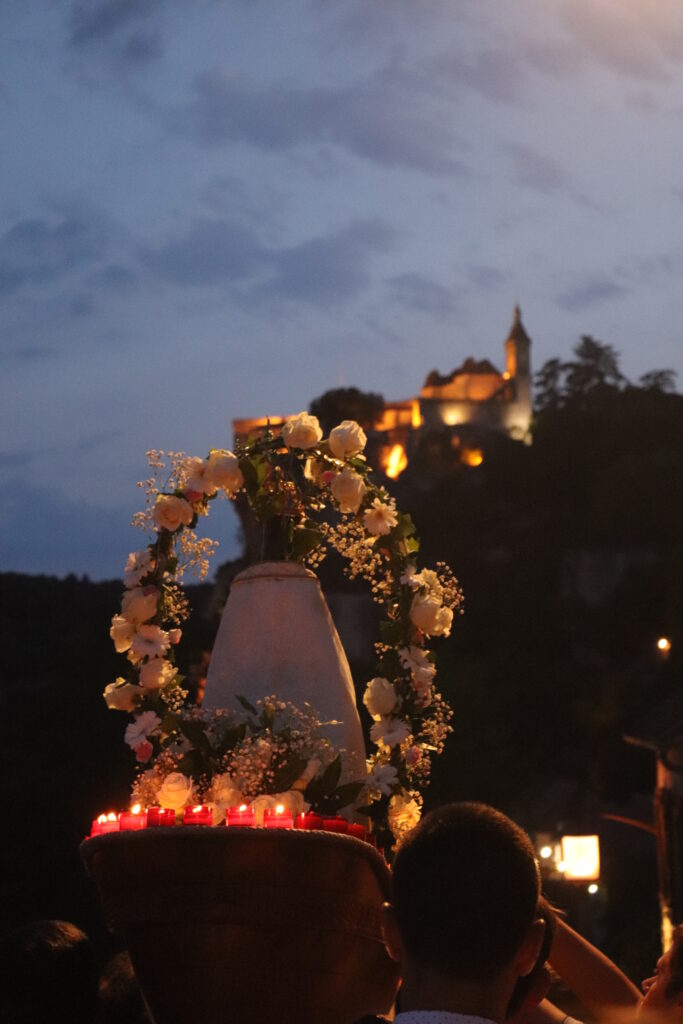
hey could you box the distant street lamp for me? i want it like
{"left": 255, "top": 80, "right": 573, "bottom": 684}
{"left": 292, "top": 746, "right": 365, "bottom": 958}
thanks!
{"left": 657, "top": 637, "right": 672, "bottom": 658}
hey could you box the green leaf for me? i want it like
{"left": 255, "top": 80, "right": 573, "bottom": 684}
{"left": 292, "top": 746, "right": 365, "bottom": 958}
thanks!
{"left": 291, "top": 524, "right": 324, "bottom": 560}
{"left": 236, "top": 695, "right": 258, "bottom": 716}
{"left": 176, "top": 750, "right": 202, "bottom": 777}
{"left": 320, "top": 755, "right": 342, "bottom": 794}
{"left": 177, "top": 717, "right": 211, "bottom": 753}
{"left": 270, "top": 756, "right": 308, "bottom": 794}
{"left": 330, "top": 781, "right": 366, "bottom": 807}
{"left": 394, "top": 512, "right": 416, "bottom": 539}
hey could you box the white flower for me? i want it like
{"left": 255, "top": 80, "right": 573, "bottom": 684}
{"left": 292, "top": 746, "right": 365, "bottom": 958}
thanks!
{"left": 363, "top": 677, "right": 399, "bottom": 719}
{"left": 124, "top": 549, "right": 153, "bottom": 589}
{"left": 121, "top": 587, "right": 159, "bottom": 625}
{"left": 282, "top": 412, "right": 323, "bottom": 450}
{"left": 328, "top": 420, "right": 367, "bottom": 460}
{"left": 251, "top": 790, "right": 305, "bottom": 826}
{"left": 410, "top": 594, "right": 453, "bottom": 637}
{"left": 139, "top": 658, "right": 177, "bottom": 691}
{"left": 158, "top": 772, "right": 195, "bottom": 811}
{"left": 367, "top": 762, "right": 399, "bottom": 797}
{"left": 124, "top": 711, "right": 161, "bottom": 750}
{"left": 129, "top": 624, "right": 171, "bottom": 662}
{"left": 370, "top": 716, "right": 411, "bottom": 749}
{"left": 363, "top": 498, "right": 398, "bottom": 536}
{"left": 110, "top": 615, "right": 136, "bottom": 653}
{"left": 103, "top": 679, "right": 142, "bottom": 711}
{"left": 330, "top": 467, "right": 366, "bottom": 513}
{"left": 399, "top": 646, "right": 436, "bottom": 686}
{"left": 207, "top": 772, "right": 243, "bottom": 824}
{"left": 412, "top": 569, "right": 443, "bottom": 600}
{"left": 205, "top": 449, "right": 244, "bottom": 494}
{"left": 183, "top": 456, "right": 217, "bottom": 497}
{"left": 292, "top": 758, "right": 323, "bottom": 791}
{"left": 388, "top": 791, "right": 421, "bottom": 838}
{"left": 399, "top": 563, "right": 418, "bottom": 588}
{"left": 152, "top": 494, "right": 194, "bottom": 532}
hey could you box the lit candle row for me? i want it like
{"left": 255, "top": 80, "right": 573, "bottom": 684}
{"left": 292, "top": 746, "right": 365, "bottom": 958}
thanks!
{"left": 90, "top": 805, "right": 375, "bottom": 844}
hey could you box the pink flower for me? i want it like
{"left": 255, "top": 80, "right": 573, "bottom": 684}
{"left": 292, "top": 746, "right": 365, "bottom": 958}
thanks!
{"left": 135, "top": 740, "right": 153, "bottom": 763}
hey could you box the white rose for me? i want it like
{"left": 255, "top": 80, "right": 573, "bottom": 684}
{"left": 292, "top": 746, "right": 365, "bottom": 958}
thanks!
{"left": 328, "top": 420, "right": 367, "bottom": 460}
{"left": 158, "top": 772, "right": 195, "bottom": 811}
{"left": 205, "top": 449, "right": 244, "bottom": 494}
{"left": 139, "top": 658, "right": 177, "bottom": 691}
{"left": 367, "top": 762, "right": 399, "bottom": 797}
{"left": 110, "top": 614, "right": 136, "bottom": 653}
{"left": 282, "top": 412, "right": 323, "bottom": 450}
{"left": 124, "top": 549, "right": 153, "bottom": 589}
{"left": 183, "top": 456, "right": 217, "bottom": 497}
{"left": 292, "top": 758, "right": 323, "bottom": 791}
{"left": 363, "top": 677, "right": 399, "bottom": 719}
{"left": 410, "top": 594, "right": 453, "bottom": 637}
{"left": 330, "top": 467, "right": 366, "bottom": 514}
{"left": 208, "top": 773, "right": 243, "bottom": 824}
{"left": 124, "top": 711, "right": 161, "bottom": 750}
{"left": 412, "top": 568, "right": 443, "bottom": 600}
{"left": 363, "top": 498, "right": 398, "bottom": 536}
{"left": 370, "top": 716, "right": 411, "bottom": 749}
{"left": 399, "top": 646, "right": 437, "bottom": 686}
{"left": 388, "top": 791, "right": 421, "bottom": 838}
{"left": 129, "top": 624, "right": 171, "bottom": 662}
{"left": 251, "top": 790, "right": 306, "bottom": 826}
{"left": 103, "top": 679, "right": 142, "bottom": 711}
{"left": 121, "top": 587, "right": 159, "bottom": 625}
{"left": 153, "top": 494, "right": 194, "bottom": 532}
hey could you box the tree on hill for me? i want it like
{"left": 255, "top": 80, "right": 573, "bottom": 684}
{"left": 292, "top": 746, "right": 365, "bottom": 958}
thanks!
{"left": 309, "top": 386, "right": 384, "bottom": 435}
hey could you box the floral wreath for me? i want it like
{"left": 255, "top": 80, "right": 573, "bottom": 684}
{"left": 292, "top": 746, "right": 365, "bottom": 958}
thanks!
{"left": 105, "top": 413, "right": 462, "bottom": 845}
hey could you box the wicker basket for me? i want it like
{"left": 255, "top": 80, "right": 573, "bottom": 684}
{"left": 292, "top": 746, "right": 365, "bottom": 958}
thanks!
{"left": 81, "top": 827, "right": 398, "bottom": 1024}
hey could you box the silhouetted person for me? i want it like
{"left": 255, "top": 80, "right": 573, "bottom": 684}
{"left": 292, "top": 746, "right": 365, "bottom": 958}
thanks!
{"left": 98, "top": 951, "right": 152, "bottom": 1024}
{"left": 0, "top": 919, "right": 98, "bottom": 1024}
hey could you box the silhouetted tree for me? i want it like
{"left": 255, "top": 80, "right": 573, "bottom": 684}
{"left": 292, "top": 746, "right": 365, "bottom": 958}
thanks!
{"left": 309, "top": 386, "right": 384, "bottom": 435}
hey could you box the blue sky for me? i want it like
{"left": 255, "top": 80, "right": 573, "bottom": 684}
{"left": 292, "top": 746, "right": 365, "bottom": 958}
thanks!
{"left": 1, "top": 0, "right": 681, "bottom": 579}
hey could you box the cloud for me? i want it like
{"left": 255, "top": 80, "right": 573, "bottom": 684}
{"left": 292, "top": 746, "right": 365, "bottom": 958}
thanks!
{"left": 555, "top": 273, "right": 629, "bottom": 311}
{"left": 386, "top": 272, "right": 458, "bottom": 318}
{"left": 177, "top": 64, "right": 466, "bottom": 175}
{"left": 67, "top": 0, "right": 157, "bottom": 47}
{"left": 467, "top": 265, "right": 509, "bottom": 290}
{"left": 501, "top": 142, "right": 570, "bottom": 194}
{"left": 0, "top": 216, "right": 109, "bottom": 296}
{"left": 143, "top": 216, "right": 396, "bottom": 307}
{"left": 0, "top": 345, "right": 56, "bottom": 364}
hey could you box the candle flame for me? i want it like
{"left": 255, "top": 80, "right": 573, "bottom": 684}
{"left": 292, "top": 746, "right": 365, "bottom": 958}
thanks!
{"left": 239, "top": 804, "right": 248, "bottom": 812}
{"left": 107, "top": 812, "right": 117, "bottom": 821}
{"left": 275, "top": 804, "right": 285, "bottom": 814}
{"left": 193, "top": 805, "right": 202, "bottom": 813}
{"left": 97, "top": 814, "right": 108, "bottom": 824}
{"left": 131, "top": 803, "right": 142, "bottom": 815}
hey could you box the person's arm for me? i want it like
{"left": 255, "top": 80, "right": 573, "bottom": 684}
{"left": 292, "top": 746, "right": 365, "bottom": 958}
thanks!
{"left": 548, "top": 915, "right": 641, "bottom": 1018}
{"left": 520, "top": 998, "right": 576, "bottom": 1024}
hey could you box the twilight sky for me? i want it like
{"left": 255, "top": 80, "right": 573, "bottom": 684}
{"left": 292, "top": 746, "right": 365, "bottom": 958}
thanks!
{"left": 1, "top": 0, "right": 681, "bottom": 579}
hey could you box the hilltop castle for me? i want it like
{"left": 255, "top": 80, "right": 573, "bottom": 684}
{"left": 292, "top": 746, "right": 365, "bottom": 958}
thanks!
{"left": 234, "top": 306, "right": 533, "bottom": 477}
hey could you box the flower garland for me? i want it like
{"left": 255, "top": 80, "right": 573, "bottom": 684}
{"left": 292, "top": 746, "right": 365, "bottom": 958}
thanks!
{"left": 105, "top": 414, "right": 463, "bottom": 843}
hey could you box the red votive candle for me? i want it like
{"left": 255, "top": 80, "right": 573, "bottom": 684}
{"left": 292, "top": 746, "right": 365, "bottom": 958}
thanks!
{"left": 147, "top": 807, "right": 176, "bottom": 827}
{"left": 227, "top": 804, "right": 255, "bottom": 827}
{"left": 119, "top": 804, "right": 147, "bottom": 831}
{"left": 294, "top": 812, "right": 324, "bottom": 830}
{"left": 183, "top": 805, "right": 212, "bottom": 826}
{"left": 263, "top": 804, "right": 293, "bottom": 829}
{"left": 323, "top": 817, "right": 349, "bottom": 834}
{"left": 347, "top": 823, "right": 366, "bottom": 841}
{"left": 98, "top": 813, "right": 120, "bottom": 834}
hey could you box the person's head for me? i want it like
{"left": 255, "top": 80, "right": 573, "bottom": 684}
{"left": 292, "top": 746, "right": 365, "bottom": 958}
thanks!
{"left": 641, "top": 927, "right": 683, "bottom": 1020}
{"left": 0, "top": 919, "right": 98, "bottom": 1024}
{"left": 385, "top": 803, "right": 544, "bottom": 996}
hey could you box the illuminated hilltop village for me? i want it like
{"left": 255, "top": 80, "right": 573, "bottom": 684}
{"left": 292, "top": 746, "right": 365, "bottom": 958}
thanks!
{"left": 234, "top": 306, "right": 533, "bottom": 478}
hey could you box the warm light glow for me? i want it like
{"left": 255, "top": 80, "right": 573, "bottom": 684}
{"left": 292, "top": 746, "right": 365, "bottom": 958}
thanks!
{"left": 385, "top": 443, "right": 408, "bottom": 479}
{"left": 275, "top": 804, "right": 285, "bottom": 815}
{"left": 461, "top": 448, "right": 484, "bottom": 468}
{"left": 557, "top": 860, "right": 566, "bottom": 872}
{"left": 657, "top": 637, "right": 672, "bottom": 652}
{"left": 411, "top": 399, "right": 423, "bottom": 428}
{"left": 106, "top": 812, "right": 117, "bottom": 821}
{"left": 131, "top": 803, "right": 142, "bottom": 815}
{"left": 588, "top": 883, "right": 599, "bottom": 895}
{"left": 540, "top": 845, "right": 553, "bottom": 859}
{"left": 193, "top": 805, "right": 202, "bottom": 813}
{"left": 503, "top": 371, "right": 511, "bottom": 380}
{"left": 239, "top": 804, "right": 248, "bottom": 812}
{"left": 560, "top": 835, "right": 600, "bottom": 881}
{"left": 98, "top": 814, "right": 108, "bottom": 824}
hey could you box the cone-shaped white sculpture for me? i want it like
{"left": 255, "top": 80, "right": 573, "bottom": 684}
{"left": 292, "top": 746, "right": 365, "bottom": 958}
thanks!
{"left": 203, "top": 562, "right": 367, "bottom": 783}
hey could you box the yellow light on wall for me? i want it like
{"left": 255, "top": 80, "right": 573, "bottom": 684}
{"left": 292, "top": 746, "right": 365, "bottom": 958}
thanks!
{"left": 560, "top": 835, "right": 600, "bottom": 881}
{"left": 411, "top": 399, "right": 423, "bottom": 428}
{"left": 384, "top": 444, "right": 408, "bottom": 479}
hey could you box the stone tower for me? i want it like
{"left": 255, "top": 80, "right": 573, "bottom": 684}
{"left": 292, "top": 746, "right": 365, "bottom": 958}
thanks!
{"left": 504, "top": 305, "right": 532, "bottom": 439}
